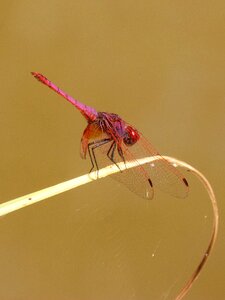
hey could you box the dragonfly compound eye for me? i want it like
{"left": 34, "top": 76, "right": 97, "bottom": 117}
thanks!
{"left": 123, "top": 126, "right": 140, "bottom": 146}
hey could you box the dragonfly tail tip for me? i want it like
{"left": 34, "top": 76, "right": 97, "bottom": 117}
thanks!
{"left": 31, "top": 71, "right": 38, "bottom": 77}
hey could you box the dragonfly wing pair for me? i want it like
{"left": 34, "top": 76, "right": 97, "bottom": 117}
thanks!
{"left": 83, "top": 129, "right": 189, "bottom": 200}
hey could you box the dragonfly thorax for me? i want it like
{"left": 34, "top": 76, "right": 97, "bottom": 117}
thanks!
{"left": 123, "top": 126, "right": 140, "bottom": 146}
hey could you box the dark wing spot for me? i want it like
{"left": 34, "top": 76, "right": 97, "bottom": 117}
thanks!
{"left": 148, "top": 178, "right": 153, "bottom": 187}
{"left": 183, "top": 178, "right": 189, "bottom": 187}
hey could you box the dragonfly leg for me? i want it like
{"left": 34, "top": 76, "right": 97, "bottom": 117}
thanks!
{"left": 107, "top": 141, "right": 123, "bottom": 172}
{"left": 107, "top": 143, "right": 127, "bottom": 172}
{"left": 88, "top": 138, "right": 112, "bottom": 176}
{"left": 87, "top": 143, "right": 95, "bottom": 173}
{"left": 117, "top": 147, "right": 127, "bottom": 168}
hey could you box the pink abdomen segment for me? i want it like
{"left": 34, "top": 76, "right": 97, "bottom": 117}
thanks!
{"left": 31, "top": 72, "right": 98, "bottom": 122}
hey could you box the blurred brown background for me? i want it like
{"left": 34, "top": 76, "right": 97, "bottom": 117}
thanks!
{"left": 0, "top": 1, "right": 224, "bottom": 299}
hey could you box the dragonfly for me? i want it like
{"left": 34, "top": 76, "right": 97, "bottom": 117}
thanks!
{"left": 31, "top": 72, "right": 189, "bottom": 200}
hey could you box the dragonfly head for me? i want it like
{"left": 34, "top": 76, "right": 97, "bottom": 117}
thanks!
{"left": 123, "top": 126, "right": 140, "bottom": 146}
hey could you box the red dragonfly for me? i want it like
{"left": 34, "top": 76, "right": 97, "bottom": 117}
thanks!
{"left": 31, "top": 72, "right": 189, "bottom": 199}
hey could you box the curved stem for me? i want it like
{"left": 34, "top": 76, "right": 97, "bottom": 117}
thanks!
{"left": 0, "top": 156, "right": 218, "bottom": 300}
{"left": 162, "top": 156, "right": 218, "bottom": 300}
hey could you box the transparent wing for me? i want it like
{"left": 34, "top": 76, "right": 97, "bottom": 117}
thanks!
{"left": 82, "top": 126, "right": 188, "bottom": 200}
{"left": 121, "top": 133, "right": 189, "bottom": 198}
{"left": 103, "top": 141, "right": 154, "bottom": 200}
{"left": 84, "top": 131, "right": 154, "bottom": 200}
